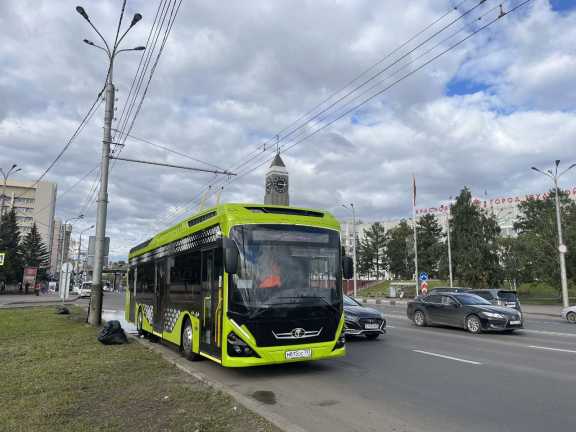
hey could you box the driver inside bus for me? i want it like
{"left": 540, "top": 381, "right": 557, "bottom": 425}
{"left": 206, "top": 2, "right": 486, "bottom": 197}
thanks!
{"left": 259, "top": 261, "right": 282, "bottom": 289}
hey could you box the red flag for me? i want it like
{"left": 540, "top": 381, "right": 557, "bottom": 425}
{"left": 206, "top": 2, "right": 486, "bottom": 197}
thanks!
{"left": 412, "top": 174, "right": 416, "bottom": 208}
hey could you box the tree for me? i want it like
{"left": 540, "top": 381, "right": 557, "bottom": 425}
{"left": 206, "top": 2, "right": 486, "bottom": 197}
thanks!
{"left": 416, "top": 214, "right": 443, "bottom": 278}
{"left": 21, "top": 223, "right": 50, "bottom": 281}
{"left": 387, "top": 220, "right": 413, "bottom": 279}
{"left": 0, "top": 209, "right": 23, "bottom": 284}
{"left": 450, "top": 187, "right": 502, "bottom": 287}
{"left": 357, "top": 222, "right": 387, "bottom": 279}
{"left": 513, "top": 189, "right": 576, "bottom": 289}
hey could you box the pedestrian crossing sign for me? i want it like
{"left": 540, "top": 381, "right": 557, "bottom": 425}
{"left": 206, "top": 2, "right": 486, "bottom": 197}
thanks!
{"left": 0, "top": 252, "right": 5, "bottom": 266}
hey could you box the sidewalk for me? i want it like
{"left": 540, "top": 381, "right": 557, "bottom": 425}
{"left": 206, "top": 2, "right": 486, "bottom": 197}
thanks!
{"left": 0, "top": 293, "right": 79, "bottom": 308}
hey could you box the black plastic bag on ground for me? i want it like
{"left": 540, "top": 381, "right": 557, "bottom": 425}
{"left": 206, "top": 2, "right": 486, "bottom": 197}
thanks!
{"left": 98, "top": 320, "right": 128, "bottom": 345}
{"left": 55, "top": 306, "right": 70, "bottom": 315}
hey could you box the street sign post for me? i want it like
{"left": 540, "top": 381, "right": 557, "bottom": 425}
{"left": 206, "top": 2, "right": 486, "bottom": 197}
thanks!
{"left": 0, "top": 252, "right": 5, "bottom": 266}
{"left": 419, "top": 272, "right": 429, "bottom": 282}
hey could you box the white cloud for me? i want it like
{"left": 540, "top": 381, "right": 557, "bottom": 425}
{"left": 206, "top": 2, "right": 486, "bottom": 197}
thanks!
{"left": 1, "top": 0, "right": 575, "bottom": 259}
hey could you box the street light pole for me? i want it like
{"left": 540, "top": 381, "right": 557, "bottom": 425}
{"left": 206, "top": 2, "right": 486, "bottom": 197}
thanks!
{"left": 76, "top": 225, "right": 95, "bottom": 281}
{"left": 342, "top": 204, "right": 358, "bottom": 297}
{"left": 76, "top": 4, "right": 144, "bottom": 325}
{"left": 532, "top": 160, "right": 576, "bottom": 308}
{"left": 0, "top": 164, "right": 22, "bottom": 217}
{"left": 446, "top": 201, "right": 453, "bottom": 288}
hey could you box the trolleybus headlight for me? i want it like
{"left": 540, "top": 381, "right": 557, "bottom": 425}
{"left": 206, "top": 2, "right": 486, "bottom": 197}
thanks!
{"left": 227, "top": 332, "right": 260, "bottom": 358}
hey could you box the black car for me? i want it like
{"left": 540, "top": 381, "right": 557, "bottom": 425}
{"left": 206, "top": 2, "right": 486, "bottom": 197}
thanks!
{"left": 467, "top": 289, "right": 522, "bottom": 312}
{"left": 343, "top": 295, "right": 386, "bottom": 339}
{"left": 407, "top": 293, "right": 523, "bottom": 334}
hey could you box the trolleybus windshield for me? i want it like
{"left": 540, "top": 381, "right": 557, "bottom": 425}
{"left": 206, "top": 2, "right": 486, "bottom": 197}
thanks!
{"left": 228, "top": 224, "right": 342, "bottom": 318}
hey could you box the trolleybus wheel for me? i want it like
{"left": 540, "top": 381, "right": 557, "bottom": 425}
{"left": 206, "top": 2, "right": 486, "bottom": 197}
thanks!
{"left": 181, "top": 319, "right": 201, "bottom": 361}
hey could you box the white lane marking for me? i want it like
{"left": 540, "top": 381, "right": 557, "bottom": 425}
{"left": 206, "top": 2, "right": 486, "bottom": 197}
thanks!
{"left": 528, "top": 345, "right": 576, "bottom": 354}
{"left": 412, "top": 349, "right": 482, "bottom": 365}
{"left": 523, "top": 329, "right": 576, "bottom": 338}
{"left": 387, "top": 325, "right": 396, "bottom": 329}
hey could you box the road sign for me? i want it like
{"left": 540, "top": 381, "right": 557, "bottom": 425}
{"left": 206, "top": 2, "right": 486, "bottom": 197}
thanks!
{"left": 420, "top": 281, "right": 429, "bottom": 294}
{"left": 420, "top": 281, "right": 429, "bottom": 295}
{"left": 0, "top": 252, "right": 5, "bottom": 266}
{"left": 559, "top": 244, "right": 568, "bottom": 254}
{"left": 419, "top": 272, "right": 429, "bottom": 282}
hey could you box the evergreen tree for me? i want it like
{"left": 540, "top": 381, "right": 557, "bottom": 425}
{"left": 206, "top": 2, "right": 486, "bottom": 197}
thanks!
{"left": 357, "top": 222, "right": 387, "bottom": 279}
{"left": 387, "top": 220, "right": 413, "bottom": 279}
{"left": 450, "top": 187, "right": 502, "bottom": 287}
{"left": 513, "top": 189, "right": 576, "bottom": 289}
{"left": 21, "top": 223, "right": 50, "bottom": 280}
{"left": 416, "top": 214, "right": 443, "bottom": 278}
{"left": 0, "top": 209, "right": 23, "bottom": 284}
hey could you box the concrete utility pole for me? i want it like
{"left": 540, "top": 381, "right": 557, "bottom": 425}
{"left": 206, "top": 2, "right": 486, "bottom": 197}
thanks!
{"left": 59, "top": 215, "right": 83, "bottom": 291}
{"left": 532, "top": 160, "right": 576, "bottom": 308}
{"left": 342, "top": 204, "right": 358, "bottom": 297}
{"left": 446, "top": 204, "right": 453, "bottom": 289}
{"left": 76, "top": 3, "right": 145, "bottom": 325}
{"left": 0, "top": 164, "right": 21, "bottom": 216}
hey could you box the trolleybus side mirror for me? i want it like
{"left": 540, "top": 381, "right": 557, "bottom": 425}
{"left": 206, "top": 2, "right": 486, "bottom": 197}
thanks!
{"left": 342, "top": 256, "right": 353, "bottom": 280}
{"left": 223, "top": 237, "right": 239, "bottom": 275}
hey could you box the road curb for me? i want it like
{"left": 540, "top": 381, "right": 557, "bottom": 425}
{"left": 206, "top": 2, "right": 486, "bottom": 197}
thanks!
{"left": 129, "top": 334, "right": 307, "bottom": 432}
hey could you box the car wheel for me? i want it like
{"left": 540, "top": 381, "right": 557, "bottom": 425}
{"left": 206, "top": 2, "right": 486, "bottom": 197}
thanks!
{"left": 567, "top": 312, "right": 576, "bottom": 323}
{"left": 181, "top": 320, "right": 201, "bottom": 361}
{"left": 365, "top": 333, "right": 380, "bottom": 340}
{"left": 136, "top": 308, "right": 145, "bottom": 336}
{"left": 466, "top": 315, "right": 482, "bottom": 334}
{"left": 413, "top": 310, "right": 427, "bottom": 327}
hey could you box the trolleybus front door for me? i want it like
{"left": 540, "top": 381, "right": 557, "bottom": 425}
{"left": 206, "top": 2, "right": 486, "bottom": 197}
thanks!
{"left": 200, "top": 249, "right": 221, "bottom": 358}
{"left": 154, "top": 259, "right": 167, "bottom": 333}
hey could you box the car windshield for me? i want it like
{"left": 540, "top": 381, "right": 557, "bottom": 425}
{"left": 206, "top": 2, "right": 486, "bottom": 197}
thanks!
{"left": 343, "top": 295, "right": 359, "bottom": 306}
{"left": 456, "top": 294, "right": 492, "bottom": 305}
{"left": 498, "top": 291, "right": 518, "bottom": 301}
{"left": 229, "top": 225, "right": 342, "bottom": 316}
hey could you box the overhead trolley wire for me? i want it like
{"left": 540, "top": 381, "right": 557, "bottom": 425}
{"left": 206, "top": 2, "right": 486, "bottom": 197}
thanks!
{"left": 149, "top": 0, "right": 532, "bottom": 233}
{"left": 150, "top": 0, "right": 493, "bottom": 229}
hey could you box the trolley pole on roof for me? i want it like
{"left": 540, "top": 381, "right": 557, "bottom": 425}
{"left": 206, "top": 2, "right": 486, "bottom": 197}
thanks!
{"left": 76, "top": 3, "right": 146, "bottom": 325}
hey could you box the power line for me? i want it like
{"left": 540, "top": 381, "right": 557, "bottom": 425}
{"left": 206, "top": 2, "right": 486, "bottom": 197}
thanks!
{"left": 112, "top": 129, "right": 226, "bottom": 171}
{"left": 150, "top": 0, "right": 532, "bottom": 232}
{"left": 149, "top": 0, "right": 485, "bottom": 229}
{"left": 151, "top": 0, "right": 496, "bottom": 228}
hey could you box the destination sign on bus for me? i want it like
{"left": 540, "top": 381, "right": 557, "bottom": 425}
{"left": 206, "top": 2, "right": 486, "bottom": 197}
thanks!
{"left": 252, "top": 230, "right": 330, "bottom": 243}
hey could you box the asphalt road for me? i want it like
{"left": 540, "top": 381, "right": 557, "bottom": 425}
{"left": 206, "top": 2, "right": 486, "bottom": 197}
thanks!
{"left": 100, "top": 294, "right": 576, "bottom": 432}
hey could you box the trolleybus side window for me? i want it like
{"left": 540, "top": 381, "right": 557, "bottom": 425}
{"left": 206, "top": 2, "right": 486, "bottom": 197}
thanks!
{"left": 137, "top": 262, "right": 155, "bottom": 295}
{"left": 169, "top": 250, "right": 202, "bottom": 304}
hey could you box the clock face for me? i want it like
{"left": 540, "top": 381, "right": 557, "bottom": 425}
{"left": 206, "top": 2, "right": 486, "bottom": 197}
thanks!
{"left": 274, "top": 176, "right": 288, "bottom": 193}
{"left": 265, "top": 177, "right": 273, "bottom": 193}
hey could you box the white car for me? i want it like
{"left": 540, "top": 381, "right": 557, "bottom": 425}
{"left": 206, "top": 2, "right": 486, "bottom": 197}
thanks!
{"left": 561, "top": 306, "right": 576, "bottom": 323}
{"left": 79, "top": 282, "right": 93, "bottom": 298}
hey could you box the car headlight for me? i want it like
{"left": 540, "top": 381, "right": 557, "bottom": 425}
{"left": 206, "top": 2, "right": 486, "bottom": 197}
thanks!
{"left": 482, "top": 312, "right": 505, "bottom": 319}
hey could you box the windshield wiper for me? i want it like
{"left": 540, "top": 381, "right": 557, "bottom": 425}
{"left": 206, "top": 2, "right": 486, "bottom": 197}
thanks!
{"left": 278, "top": 296, "right": 340, "bottom": 315}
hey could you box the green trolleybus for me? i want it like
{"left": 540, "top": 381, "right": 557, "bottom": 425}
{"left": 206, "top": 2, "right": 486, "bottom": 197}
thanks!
{"left": 125, "top": 203, "right": 353, "bottom": 367}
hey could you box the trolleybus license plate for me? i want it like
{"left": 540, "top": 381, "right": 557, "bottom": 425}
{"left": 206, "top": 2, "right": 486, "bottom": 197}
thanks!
{"left": 365, "top": 323, "right": 380, "bottom": 329}
{"left": 285, "top": 349, "right": 312, "bottom": 360}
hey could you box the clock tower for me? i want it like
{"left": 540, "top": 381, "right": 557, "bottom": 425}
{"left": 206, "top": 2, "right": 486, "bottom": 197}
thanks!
{"left": 264, "top": 153, "right": 289, "bottom": 206}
